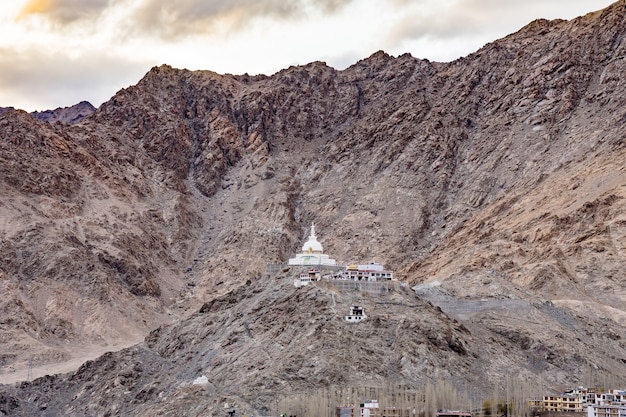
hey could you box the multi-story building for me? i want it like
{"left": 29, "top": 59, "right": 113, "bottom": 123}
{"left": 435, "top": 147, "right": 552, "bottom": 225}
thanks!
{"left": 532, "top": 387, "right": 626, "bottom": 414}
{"left": 587, "top": 404, "right": 626, "bottom": 417}
{"left": 587, "top": 389, "right": 626, "bottom": 417}
{"left": 590, "top": 391, "right": 626, "bottom": 406}
{"left": 543, "top": 393, "right": 584, "bottom": 412}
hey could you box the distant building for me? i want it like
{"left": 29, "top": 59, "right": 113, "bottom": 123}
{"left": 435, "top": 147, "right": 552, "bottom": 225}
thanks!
{"left": 543, "top": 393, "right": 584, "bottom": 412}
{"left": 345, "top": 305, "right": 367, "bottom": 323}
{"left": 588, "top": 404, "right": 626, "bottom": 417}
{"left": 361, "top": 400, "right": 379, "bottom": 417}
{"left": 532, "top": 387, "right": 626, "bottom": 415}
{"left": 360, "top": 400, "right": 412, "bottom": 417}
{"left": 436, "top": 411, "right": 472, "bottom": 417}
{"left": 334, "top": 400, "right": 412, "bottom": 417}
{"left": 293, "top": 269, "right": 321, "bottom": 288}
{"left": 337, "top": 405, "right": 355, "bottom": 417}
{"left": 528, "top": 398, "right": 543, "bottom": 413}
{"left": 588, "top": 389, "right": 626, "bottom": 417}
{"left": 327, "top": 262, "right": 394, "bottom": 282}
{"left": 590, "top": 390, "right": 626, "bottom": 407}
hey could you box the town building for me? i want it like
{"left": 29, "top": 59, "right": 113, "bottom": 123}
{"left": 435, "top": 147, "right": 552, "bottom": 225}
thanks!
{"left": 588, "top": 389, "right": 626, "bottom": 417}
{"left": 360, "top": 400, "right": 379, "bottom": 417}
{"left": 530, "top": 387, "right": 626, "bottom": 415}
{"left": 336, "top": 400, "right": 413, "bottom": 417}
{"left": 588, "top": 404, "right": 626, "bottom": 417}
{"left": 543, "top": 393, "right": 584, "bottom": 412}
{"left": 436, "top": 411, "right": 472, "bottom": 417}
{"left": 359, "top": 399, "right": 412, "bottom": 417}
{"left": 336, "top": 405, "right": 356, "bottom": 417}
{"left": 590, "top": 390, "right": 626, "bottom": 406}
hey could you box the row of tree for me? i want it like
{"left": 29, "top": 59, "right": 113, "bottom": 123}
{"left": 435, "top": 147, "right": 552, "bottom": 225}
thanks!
{"left": 273, "top": 371, "right": 626, "bottom": 417}
{"left": 275, "top": 379, "right": 533, "bottom": 417}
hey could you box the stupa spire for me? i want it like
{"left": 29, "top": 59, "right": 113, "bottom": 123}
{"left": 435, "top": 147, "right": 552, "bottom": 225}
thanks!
{"left": 287, "top": 222, "right": 337, "bottom": 266}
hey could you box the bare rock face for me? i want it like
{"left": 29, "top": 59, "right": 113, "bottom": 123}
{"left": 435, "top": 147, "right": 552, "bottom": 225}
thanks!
{"left": 1, "top": 0, "right": 626, "bottom": 414}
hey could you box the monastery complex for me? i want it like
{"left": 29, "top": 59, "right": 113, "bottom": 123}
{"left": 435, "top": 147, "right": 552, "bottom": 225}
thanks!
{"left": 263, "top": 224, "right": 400, "bottom": 324}
{"left": 284, "top": 224, "right": 396, "bottom": 288}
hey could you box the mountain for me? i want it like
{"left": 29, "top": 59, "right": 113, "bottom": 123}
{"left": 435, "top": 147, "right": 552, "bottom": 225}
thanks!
{"left": 31, "top": 101, "right": 96, "bottom": 124}
{"left": 0, "top": 1, "right": 625, "bottom": 415}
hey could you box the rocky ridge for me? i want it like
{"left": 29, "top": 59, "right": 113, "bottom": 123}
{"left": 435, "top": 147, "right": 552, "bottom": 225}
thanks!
{"left": 31, "top": 101, "right": 96, "bottom": 124}
{"left": 0, "top": 0, "right": 625, "bottom": 415}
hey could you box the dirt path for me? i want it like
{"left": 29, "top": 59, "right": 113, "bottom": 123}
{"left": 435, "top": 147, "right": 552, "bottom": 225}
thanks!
{"left": 0, "top": 339, "right": 141, "bottom": 386}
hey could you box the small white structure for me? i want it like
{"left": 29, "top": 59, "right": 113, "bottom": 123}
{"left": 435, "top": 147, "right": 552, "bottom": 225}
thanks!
{"left": 360, "top": 400, "right": 379, "bottom": 417}
{"left": 192, "top": 375, "right": 209, "bottom": 385}
{"left": 344, "top": 305, "right": 367, "bottom": 323}
{"left": 294, "top": 269, "right": 321, "bottom": 288}
{"left": 288, "top": 224, "right": 337, "bottom": 266}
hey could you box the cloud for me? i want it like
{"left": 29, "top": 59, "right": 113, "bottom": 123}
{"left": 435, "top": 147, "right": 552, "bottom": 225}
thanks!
{"left": 18, "top": 0, "right": 114, "bottom": 25}
{"left": 316, "top": 0, "right": 352, "bottom": 13}
{"left": 129, "top": 0, "right": 354, "bottom": 39}
{"left": 16, "top": 0, "right": 355, "bottom": 40}
{"left": 0, "top": 47, "right": 154, "bottom": 111}
{"left": 385, "top": 0, "right": 614, "bottom": 53}
{"left": 5, "top": 0, "right": 613, "bottom": 110}
{"left": 387, "top": 0, "right": 525, "bottom": 45}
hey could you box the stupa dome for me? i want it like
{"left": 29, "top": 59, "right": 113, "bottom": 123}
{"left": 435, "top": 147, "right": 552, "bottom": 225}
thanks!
{"left": 288, "top": 223, "right": 336, "bottom": 266}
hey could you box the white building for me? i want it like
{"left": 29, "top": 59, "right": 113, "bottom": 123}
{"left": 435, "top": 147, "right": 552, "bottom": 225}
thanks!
{"left": 588, "top": 390, "right": 626, "bottom": 417}
{"left": 288, "top": 224, "right": 337, "bottom": 266}
{"left": 588, "top": 404, "right": 626, "bottom": 417}
{"left": 344, "top": 305, "right": 367, "bottom": 323}
{"left": 325, "top": 262, "right": 394, "bottom": 281}
{"left": 360, "top": 400, "right": 379, "bottom": 417}
{"left": 293, "top": 269, "right": 321, "bottom": 288}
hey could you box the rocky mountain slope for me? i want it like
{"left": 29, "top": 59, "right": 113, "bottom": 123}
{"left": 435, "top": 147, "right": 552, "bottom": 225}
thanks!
{"left": 1, "top": 0, "right": 625, "bottom": 414}
{"left": 0, "top": 276, "right": 478, "bottom": 416}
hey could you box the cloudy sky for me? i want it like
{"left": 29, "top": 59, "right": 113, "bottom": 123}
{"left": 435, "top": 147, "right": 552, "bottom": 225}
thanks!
{"left": 0, "top": 0, "right": 616, "bottom": 112}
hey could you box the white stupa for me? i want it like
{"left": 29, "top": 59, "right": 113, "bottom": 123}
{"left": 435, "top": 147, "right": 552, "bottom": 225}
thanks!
{"left": 288, "top": 224, "right": 337, "bottom": 266}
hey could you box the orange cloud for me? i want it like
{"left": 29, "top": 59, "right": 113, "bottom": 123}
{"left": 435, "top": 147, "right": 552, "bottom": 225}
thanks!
{"left": 16, "top": 0, "right": 111, "bottom": 25}
{"left": 18, "top": 0, "right": 53, "bottom": 18}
